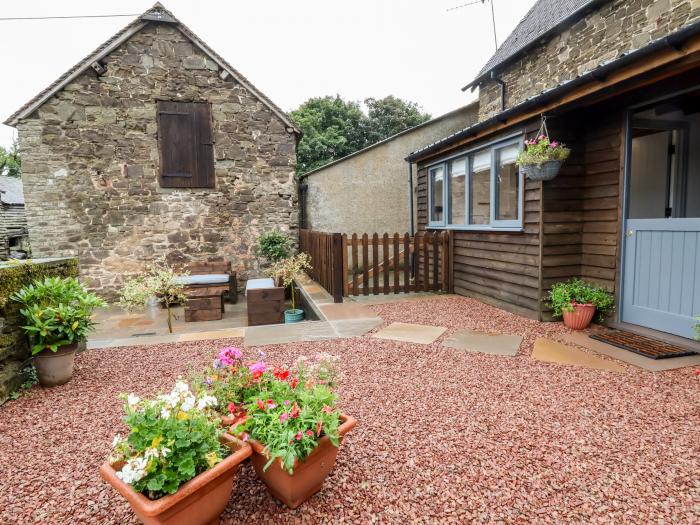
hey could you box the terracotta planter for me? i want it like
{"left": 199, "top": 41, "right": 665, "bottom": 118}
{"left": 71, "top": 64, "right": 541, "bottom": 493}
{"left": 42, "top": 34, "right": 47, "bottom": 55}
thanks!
{"left": 34, "top": 343, "right": 78, "bottom": 387}
{"left": 562, "top": 303, "right": 596, "bottom": 330}
{"left": 249, "top": 414, "right": 356, "bottom": 509}
{"left": 100, "top": 434, "right": 251, "bottom": 525}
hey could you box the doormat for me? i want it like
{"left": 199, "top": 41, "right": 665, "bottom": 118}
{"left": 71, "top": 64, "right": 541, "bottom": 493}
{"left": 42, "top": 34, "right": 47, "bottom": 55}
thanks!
{"left": 590, "top": 331, "right": 697, "bottom": 360}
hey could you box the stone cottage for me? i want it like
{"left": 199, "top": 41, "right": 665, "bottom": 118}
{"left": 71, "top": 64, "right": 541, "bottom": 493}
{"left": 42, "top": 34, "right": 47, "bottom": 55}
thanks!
{"left": 3, "top": 3, "right": 300, "bottom": 297}
{"left": 0, "top": 176, "right": 29, "bottom": 259}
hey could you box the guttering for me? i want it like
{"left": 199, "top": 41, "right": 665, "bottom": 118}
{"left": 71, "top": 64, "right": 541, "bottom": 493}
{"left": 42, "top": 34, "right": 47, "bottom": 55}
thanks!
{"left": 407, "top": 20, "right": 700, "bottom": 163}
{"left": 407, "top": 162, "right": 414, "bottom": 236}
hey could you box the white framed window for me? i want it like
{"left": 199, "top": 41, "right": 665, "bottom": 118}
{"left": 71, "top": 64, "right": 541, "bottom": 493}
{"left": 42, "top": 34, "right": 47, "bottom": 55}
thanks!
{"left": 426, "top": 135, "right": 523, "bottom": 231}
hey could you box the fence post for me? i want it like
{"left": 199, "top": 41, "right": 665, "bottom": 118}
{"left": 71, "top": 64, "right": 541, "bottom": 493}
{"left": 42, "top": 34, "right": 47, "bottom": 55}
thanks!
{"left": 332, "top": 233, "right": 344, "bottom": 303}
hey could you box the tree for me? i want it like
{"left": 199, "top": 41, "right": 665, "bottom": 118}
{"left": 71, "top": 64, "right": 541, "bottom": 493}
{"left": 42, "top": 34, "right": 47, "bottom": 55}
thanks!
{"left": 291, "top": 95, "right": 431, "bottom": 175}
{"left": 0, "top": 139, "right": 21, "bottom": 178}
{"left": 364, "top": 96, "right": 431, "bottom": 145}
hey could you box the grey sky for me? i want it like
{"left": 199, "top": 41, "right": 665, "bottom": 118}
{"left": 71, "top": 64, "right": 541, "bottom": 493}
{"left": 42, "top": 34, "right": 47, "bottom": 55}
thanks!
{"left": 0, "top": 0, "right": 537, "bottom": 148}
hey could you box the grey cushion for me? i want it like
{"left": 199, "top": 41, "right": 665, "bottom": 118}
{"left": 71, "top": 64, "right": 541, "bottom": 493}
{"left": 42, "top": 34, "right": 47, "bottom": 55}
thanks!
{"left": 245, "top": 278, "right": 276, "bottom": 296}
{"left": 174, "top": 274, "right": 230, "bottom": 285}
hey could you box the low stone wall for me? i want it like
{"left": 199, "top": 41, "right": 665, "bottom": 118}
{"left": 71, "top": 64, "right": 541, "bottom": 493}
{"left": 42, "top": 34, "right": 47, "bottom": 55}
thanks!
{"left": 0, "top": 258, "right": 78, "bottom": 404}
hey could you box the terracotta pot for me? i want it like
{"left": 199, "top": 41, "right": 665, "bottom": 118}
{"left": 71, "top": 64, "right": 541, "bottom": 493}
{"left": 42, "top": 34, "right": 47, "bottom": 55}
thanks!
{"left": 562, "top": 303, "right": 596, "bottom": 330}
{"left": 34, "top": 343, "right": 78, "bottom": 387}
{"left": 100, "top": 434, "right": 251, "bottom": 525}
{"left": 249, "top": 414, "right": 356, "bottom": 509}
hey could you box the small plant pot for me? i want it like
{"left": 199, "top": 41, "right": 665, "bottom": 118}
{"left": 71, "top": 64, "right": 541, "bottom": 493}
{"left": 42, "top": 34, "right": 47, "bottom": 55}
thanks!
{"left": 249, "top": 414, "right": 356, "bottom": 509}
{"left": 562, "top": 303, "right": 596, "bottom": 330}
{"left": 100, "top": 434, "right": 251, "bottom": 525}
{"left": 284, "top": 309, "right": 304, "bottom": 323}
{"left": 33, "top": 343, "right": 78, "bottom": 387}
{"left": 520, "top": 160, "right": 562, "bottom": 181}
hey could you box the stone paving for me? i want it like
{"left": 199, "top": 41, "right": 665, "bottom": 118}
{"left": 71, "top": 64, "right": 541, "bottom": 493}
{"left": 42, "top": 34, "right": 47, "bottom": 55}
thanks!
{"left": 442, "top": 330, "right": 523, "bottom": 356}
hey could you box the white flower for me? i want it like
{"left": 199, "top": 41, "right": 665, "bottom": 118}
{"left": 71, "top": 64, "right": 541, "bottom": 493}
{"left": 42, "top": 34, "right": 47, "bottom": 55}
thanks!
{"left": 127, "top": 394, "right": 140, "bottom": 409}
{"left": 160, "top": 407, "right": 171, "bottom": 419}
{"left": 112, "top": 434, "right": 123, "bottom": 448}
{"left": 181, "top": 395, "right": 196, "bottom": 413}
{"left": 173, "top": 381, "right": 190, "bottom": 396}
{"left": 116, "top": 456, "right": 148, "bottom": 484}
{"left": 197, "top": 395, "right": 218, "bottom": 410}
{"left": 161, "top": 447, "right": 171, "bottom": 458}
{"left": 144, "top": 447, "right": 159, "bottom": 460}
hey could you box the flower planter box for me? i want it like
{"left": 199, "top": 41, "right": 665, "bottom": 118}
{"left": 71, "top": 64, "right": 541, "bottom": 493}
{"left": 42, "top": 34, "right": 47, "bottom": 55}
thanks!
{"left": 562, "top": 303, "right": 596, "bottom": 330}
{"left": 100, "top": 434, "right": 251, "bottom": 525}
{"left": 249, "top": 414, "right": 356, "bottom": 509}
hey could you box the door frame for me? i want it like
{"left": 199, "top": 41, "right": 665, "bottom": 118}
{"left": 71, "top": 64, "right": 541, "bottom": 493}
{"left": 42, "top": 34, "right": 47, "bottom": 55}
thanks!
{"left": 619, "top": 85, "right": 700, "bottom": 330}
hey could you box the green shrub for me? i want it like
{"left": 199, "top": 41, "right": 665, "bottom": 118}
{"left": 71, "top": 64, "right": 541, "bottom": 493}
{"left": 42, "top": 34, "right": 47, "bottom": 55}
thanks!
{"left": 547, "top": 278, "right": 614, "bottom": 321}
{"left": 0, "top": 258, "right": 78, "bottom": 308}
{"left": 11, "top": 277, "right": 106, "bottom": 354}
{"left": 109, "top": 380, "right": 224, "bottom": 499}
{"left": 257, "top": 230, "right": 292, "bottom": 263}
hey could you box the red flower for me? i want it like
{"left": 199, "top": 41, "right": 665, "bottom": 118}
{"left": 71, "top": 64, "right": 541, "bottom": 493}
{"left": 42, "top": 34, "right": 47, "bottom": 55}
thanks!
{"left": 252, "top": 370, "right": 263, "bottom": 381}
{"left": 694, "top": 369, "right": 700, "bottom": 376}
{"left": 306, "top": 430, "right": 313, "bottom": 437}
{"left": 290, "top": 402, "right": 299, "bottom": 418}
{"left": 290, "top": 378, "right": 299, "bottom": 389}
{"left": 295, "top": 431, "right": 303, "bottom": 441}
{"left": 273, "top": 367, "right": 290, "bottom": 381}
{"left": 227, "top": 402, "right": 237, "bottom": 415}
{"left": 257, "top": 399, "right": 265, "bottom": 411}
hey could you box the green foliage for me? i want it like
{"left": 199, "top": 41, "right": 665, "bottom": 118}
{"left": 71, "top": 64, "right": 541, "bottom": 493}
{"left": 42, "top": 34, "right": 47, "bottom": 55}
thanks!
{"left": 11, "top": 277, "right": 106, "bottom": 354}
{"left": 9, "top": 366, "right": 38, "bottom": 401}
{"left": 265, "top": 253, "right": 311, "bottom": 310}
{"left": 516, "top": 135, "right": 571, "bottom": 166}
{"left": 0, "top": 139, "right": 21, "bottom": 178}
{"left": 291, "top": 95, "right": 431, "bottom": 175}
{"left": 0, "top": 258, "right": 78, "bottom": 308}
{"left": 257, "top": 230, "right": 292, "bottom": 263}
{"left": 119, "top": 257, "right": 186, "bottom": 333}
{"left": 109, "top": 381, "right": 224, "bottom": 499}
{"left": 548, "top": 278, "right": 615, "bottom": 321}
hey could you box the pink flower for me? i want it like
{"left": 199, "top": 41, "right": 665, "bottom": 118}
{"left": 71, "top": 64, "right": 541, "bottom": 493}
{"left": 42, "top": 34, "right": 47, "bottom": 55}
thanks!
{"left": 218, "top": 347, "right": 242, "bottom": 366}
{"left": 550, "top": 141, "right": 559, "bottom": 148}
{"left": 538, "top": 134, "right": 545, "bottom": 140}
{"left": 279, "top": 412, "right": 289, "bottom": 422}
{"left": 241, "top": 432, "right": 249, "bottom": 442}
{"left": 266, "top": 399, "right": 277, "bottom": 409}
{"left": 306, "top": 430, "right": 313, "bottom": 437}
{"left": 284, "top": 400, "right": 290, "bottom": 406}
{"left": 295, "top": 431, "right": 303, "bottom": 441}
{"left": 249, "top": 361, "right": 267, "bottom": 374}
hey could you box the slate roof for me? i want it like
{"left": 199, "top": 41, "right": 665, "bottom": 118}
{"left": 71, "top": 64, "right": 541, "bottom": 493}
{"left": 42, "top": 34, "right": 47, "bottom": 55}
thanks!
{"left": 4, "top": 3, "right": 301, "bottom": 134}
{"left": 464, "top": 0, "right": 608, "bottom": 89}
{"left": 0, "top": 176, "right": 24, "bottom": 205}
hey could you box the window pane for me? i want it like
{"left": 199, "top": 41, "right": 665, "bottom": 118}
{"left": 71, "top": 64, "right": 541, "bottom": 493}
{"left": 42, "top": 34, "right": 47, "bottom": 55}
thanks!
{"left": 430, "top": 166, "right": 444, "bottom": 223}
{"left": 449, "top": 157, "right": 466, "bottom": 224}
{"left": 496, "top": 145, "right": 519, "bottom": 221}
{"left": 470, "top": 151, "right": 491, "bottom": 225}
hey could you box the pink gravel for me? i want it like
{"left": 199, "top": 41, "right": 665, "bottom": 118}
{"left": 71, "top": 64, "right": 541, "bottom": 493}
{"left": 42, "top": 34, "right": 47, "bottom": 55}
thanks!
{"left": 1, "top": 296, "right": 699, "bottom": 524}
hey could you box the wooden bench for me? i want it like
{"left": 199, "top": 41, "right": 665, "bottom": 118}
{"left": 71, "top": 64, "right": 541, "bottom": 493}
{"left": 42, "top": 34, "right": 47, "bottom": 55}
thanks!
{"left": 177, "top": 260, "right": 238, "bottom": 304}
{"left": 185, "top": 289, "right": 224, "bottom": 322}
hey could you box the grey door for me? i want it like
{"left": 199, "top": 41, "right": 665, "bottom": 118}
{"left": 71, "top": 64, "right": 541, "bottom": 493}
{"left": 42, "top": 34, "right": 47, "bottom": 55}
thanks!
{"left": 622, "top": 112, "right": 700, "bottom": 339}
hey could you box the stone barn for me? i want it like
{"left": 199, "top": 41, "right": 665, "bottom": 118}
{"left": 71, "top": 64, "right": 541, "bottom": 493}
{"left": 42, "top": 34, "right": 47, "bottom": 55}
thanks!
{"left": 3, "top": 3, "right": 300, "bottom": 297}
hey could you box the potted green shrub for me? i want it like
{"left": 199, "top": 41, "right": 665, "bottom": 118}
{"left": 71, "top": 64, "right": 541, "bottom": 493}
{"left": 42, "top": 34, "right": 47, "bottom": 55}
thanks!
{"left": 516, "top": 134, "right": 571, "bottom": 181}
{"left": 265, "top": 253, "right": 311, "bottom": 323}
{"left": 194, "top": 349, "right": 355, "bottom": 509}
{"left": 119, "top": 257, "right": 187, "bottom": 334}
{"left": 100, "top": 380, "right": 251, "bottom": 525}
{"left": 548, "top": 278, "right": 614, "bottom": 330}
{"left": 257, "top": 230, "right": 292, "bottom": 264}
{"left": 12, "top": 277, "right": 106, "bottom": 387}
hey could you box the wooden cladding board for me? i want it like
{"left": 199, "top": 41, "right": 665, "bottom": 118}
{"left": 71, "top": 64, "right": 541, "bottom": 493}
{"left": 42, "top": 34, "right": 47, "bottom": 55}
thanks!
{"left": 416, "top": 165, "right": 541, "bottom": 319}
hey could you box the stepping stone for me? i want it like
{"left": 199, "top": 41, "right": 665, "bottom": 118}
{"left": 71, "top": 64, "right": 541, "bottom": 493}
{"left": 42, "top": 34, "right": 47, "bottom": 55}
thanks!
{"left": 244, "top": 321, "right": 338, "bottom": 346}
{"left": 319, "top": 303, "right": 379, "bottom": 321}
{"left": 443, "top": 330, "right": 522, "bottom": 356}
{"left": 531, "top": 338, "right": 626, "bottom": 372}
{"left": 373, "top": 322, "right": 446, "bottom": 344}
{"left": 178, "top": 327, "right": 246, "bottom": 342}
{"left": 562, "top": 332, "right": 700, "bottom": 372}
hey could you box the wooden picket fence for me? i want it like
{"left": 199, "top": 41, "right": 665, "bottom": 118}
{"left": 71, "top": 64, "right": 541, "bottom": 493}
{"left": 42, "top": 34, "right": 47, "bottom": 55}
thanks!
{"left": 299, "top": 229, "right": 452, "bottom": 301}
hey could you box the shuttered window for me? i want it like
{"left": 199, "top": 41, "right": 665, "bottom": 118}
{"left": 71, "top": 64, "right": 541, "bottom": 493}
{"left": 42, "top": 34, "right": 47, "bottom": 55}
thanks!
{"left": 157, "top": 101, "right": 215, "bottom": 188}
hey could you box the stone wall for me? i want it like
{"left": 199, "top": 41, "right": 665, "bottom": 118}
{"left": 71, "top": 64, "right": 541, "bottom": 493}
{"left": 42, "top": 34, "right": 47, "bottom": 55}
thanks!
{"left": 16, "top": 23, "right": 297, "bottom": 298}
{"left": 0, "top": 258, "right": 78, "bottom": 404}
{"left": 303, "top": 103, "right": 478, "bottom": 235}
{"left": 478, "top": 0, "right": 699, "bottom": 120}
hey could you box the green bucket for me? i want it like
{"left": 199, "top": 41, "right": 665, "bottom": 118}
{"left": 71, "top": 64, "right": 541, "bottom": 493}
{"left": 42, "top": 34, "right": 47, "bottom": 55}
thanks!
{"left": 284, "top": 309, "right": 304, "bottom": 323}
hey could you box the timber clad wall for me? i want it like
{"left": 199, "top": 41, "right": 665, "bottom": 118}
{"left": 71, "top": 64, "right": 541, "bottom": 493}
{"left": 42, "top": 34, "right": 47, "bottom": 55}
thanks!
{"left": 416, "top": 164, "right": 542, "bottom": 319}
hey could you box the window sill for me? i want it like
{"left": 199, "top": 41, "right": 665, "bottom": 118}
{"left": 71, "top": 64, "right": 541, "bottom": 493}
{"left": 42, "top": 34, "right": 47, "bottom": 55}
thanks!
{"left": 426, "top": 225, "right": 524, "bottom": 233}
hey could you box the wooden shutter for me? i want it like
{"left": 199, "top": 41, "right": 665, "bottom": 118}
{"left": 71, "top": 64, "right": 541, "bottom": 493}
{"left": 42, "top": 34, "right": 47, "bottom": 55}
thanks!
{"left": 157, "top": 101, "right": 214, "bottom": 188}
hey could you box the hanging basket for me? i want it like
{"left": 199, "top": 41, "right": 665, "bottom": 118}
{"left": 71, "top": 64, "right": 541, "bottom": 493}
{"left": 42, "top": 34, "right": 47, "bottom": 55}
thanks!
{"left": 520, "top": 160, "right": 562, "bottom": 181}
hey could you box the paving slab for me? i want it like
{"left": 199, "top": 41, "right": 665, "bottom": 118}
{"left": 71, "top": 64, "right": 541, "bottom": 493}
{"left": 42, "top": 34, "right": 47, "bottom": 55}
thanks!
{"left": 319, "top": 303, "right": 379, "bottom": 321}
{"left": 443, "top": 330, "right": 522, "bottom": 356}
{"left": 531, "top": 338, "right": 626, "bottom": 372}
{"left": 244, "top": 321, "right": 338, "bottom": 346}
{"left": 562, "top": 332, "right": 700, "bottom": 371}
{"left": 331, "top": 317, "right": 383, "bottom": 337}
{"left": 373, "top": 322, "right": 447, "bottom": 344}
{"left": 178, "top": 327, "right": 246, "bottom": 341}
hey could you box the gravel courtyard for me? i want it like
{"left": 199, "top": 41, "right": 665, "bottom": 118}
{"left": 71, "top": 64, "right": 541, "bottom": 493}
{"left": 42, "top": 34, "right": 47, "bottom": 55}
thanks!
{"left": 1, "top": 296, "right": 698, "bottom": 524}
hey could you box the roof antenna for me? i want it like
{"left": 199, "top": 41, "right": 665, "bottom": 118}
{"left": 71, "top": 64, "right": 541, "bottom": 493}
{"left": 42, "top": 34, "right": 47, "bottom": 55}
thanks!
{"left": 447, "top": 0, "right": 498, "bottom": 51}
